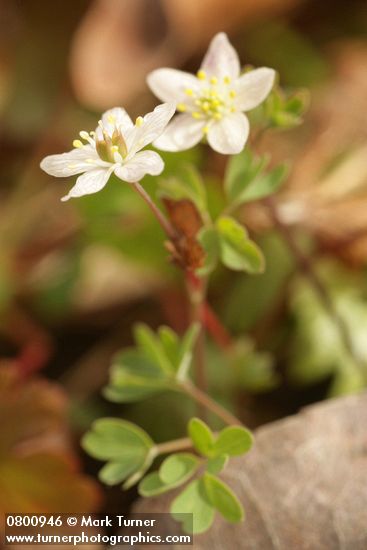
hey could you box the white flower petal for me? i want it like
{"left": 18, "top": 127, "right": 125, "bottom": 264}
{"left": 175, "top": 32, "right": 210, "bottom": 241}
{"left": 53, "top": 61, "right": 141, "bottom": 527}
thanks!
{"left": 100, "top": 107, "right": 134, "bottom": 136}
{"left": 236, "top": 68, "right": 275, "bottom": 111}
{"left": 127, "top": 102, "right": 176, "bottom": 156}
{"left": 40, "top": 146, "right": 99, "bottom": 177}
{"left": 61, "top": 167, "right": 113, "bottom": 201}
{"left": 200, "top": 32, "right": 240, "bottom": 79}
{"left": 207, "top": 113, "right": 249, "bottom": 155}
{"left": 147, "top": 69, "right": 199, "bottom": 103}
{"left": 153, "top": 114, "right": 206, "bottom": 152}
{"left": 114, "top": 151, "right": 164, "bottom": 183}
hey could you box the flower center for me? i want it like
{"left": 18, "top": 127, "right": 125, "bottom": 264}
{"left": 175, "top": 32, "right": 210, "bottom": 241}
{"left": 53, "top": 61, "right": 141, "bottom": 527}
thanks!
{"left": 177, "top": 71, "right": 237, "bottom": 133}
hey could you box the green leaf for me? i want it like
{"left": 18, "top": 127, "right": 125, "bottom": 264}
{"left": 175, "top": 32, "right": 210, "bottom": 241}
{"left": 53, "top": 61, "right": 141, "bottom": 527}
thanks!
{"left": 171, "top": 479, "right": 215, "bottom": 534}
{"left": 179, "top": 324, "right": 200, "bottom": 362}
{"left": 123, "top": 452, "right": 156, "bottom": 490}
{"left": 206, "top": 454, "right": 228, "bottom": 474}
{"left": 217, "top": 216, "right": 265, "bottom": 274}
{"left": 203, "top": 473, "right": 244, "bottom": 523}
{"left": 213, "top": 426, "right": 253, "bottom": 457}
{"left": 134, "top": 324, "right": 173, "bottom": 374}
{"left": 237, "top": 163, "right": 288, "bottom": 203}
{"left": 225, "top": 150, "right": 268, "bottom": 206}
{"left": 82, "top": 418, "right": 154, "bottom": 461}
{"left": 265, "top": 87, "right": 310, "bottom": 128}
{"left": 176, "top": 323, "right": 200, "bottom": 380}
{"left": 233, "top": 340, "right": 279, "bottom": 393}
{"left": 104, "top": 350, "right": 173, "bottom": 403}
{"left": 138, "top": 472, "right": 175, "bottom": 497}
{"left": 83, "top": 419, "right": 156, "bottom": 489}
{"left": 224, "top": 150, "right": 288, "bottom": 207}
{"left": 158, "top": 326, "right": 180, "bottom": 369}
{"left": 99, "top": 460, "right": 140, "bottom": 486}
{"left": 159, "top": 453, "right": 199, "bottom": 485}
{"left": 188, "top": 418, "right": 214, "bottom": 457}
{"left": 158, "top": 164, "right": 207, "bottom": 216}
{"left": 197, "top": 226, "right": 220, "bottom": 276}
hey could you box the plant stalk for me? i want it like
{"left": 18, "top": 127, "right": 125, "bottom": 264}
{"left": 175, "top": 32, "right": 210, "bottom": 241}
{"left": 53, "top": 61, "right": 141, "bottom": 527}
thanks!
{"left": 155, "top": 437, "right": 193, "bottom": 455}
{"left": 130, "top": 181, "right": 177, "bottom": 241}
{"left": 180, "top": 380, "right": 242, "bottom": 426}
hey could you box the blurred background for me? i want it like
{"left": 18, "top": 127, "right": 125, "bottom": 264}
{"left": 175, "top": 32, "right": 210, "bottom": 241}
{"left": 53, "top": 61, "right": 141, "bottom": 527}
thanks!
{"left": 1, "top": 0, "right": 367, "bottom": 529}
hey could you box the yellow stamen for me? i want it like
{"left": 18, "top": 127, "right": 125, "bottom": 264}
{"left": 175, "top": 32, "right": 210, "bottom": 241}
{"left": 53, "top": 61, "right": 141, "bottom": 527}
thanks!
{"left": 192, "top": 112, "right": 202, "bottom": 119}
{"left": 197, "top": 70, "right": 206, "bottom": 80}
{"left": 210, "top": 76, "right": 218, "bottom": 85}
{"left": 214, "top": 113, "right": 222, "bottom": 120}
{"left": 223, "top": 76, "right": 231, "bottom": 84}
{"left": 73, "top": 139, "right": 83, "bottom": 148}
{"left": 79, "top": 131, "right": 89, "bottom": 140}
{"left": 177, "top": 103, "right": 187, "bottom": 112}
{"left": 185, "top": 88, "right": 194, "bottom": 96}
{"left": 135, "top": 116, "right": 144, "bottom": 127}
{"left": 203, "top": 126, "right": 209, "bottom": 135}
{"left": 111, "top": 145, "right": 119, "bottom": 152}
{"left": 229, "top": 90, "right": 236, "bottom": 98}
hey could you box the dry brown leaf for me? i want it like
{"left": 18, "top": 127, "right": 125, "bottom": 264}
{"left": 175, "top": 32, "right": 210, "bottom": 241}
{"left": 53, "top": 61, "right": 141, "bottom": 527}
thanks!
{"left": 246, "top": 41, "right": 367, "bottom": 264}
{"left": 0, "top": 364, "right": 102, "bottom": 524}
{"left": 163, "top": 198, "right": 205, "bottom": 270}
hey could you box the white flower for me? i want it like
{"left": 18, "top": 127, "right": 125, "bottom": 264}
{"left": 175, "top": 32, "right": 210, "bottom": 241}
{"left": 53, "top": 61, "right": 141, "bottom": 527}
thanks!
{"left": 147, "top": 33, "right": 275, "bottom": 155}
{"left": 40, "top": 103, "right": 175, "bottom": 201}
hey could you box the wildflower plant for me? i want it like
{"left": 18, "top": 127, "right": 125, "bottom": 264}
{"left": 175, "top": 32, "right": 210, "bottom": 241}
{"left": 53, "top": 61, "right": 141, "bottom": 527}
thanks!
{"left": 41, "top": 32, "right": 308, "bottom": 535}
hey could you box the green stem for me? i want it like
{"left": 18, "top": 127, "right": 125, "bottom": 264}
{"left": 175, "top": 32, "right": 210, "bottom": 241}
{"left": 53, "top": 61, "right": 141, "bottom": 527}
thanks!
{"left": 130, "top": 181, "right": 177, "bottom": 241}
{"left": 180, "top": 380, "right": 242, "bottom": 426}
{"left": 186, "top": 273, "right": 208, "bottom": 397}
{"left": 155, "top": 437, "right": 193, "bottom": 455}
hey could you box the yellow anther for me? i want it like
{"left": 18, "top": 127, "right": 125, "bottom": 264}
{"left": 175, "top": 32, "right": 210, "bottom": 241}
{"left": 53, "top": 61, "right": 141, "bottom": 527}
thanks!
{"left": 210, "top": 76, "right": 218, "bottom": 85}
{"left": 202, "top": 102, "right": 210, "bottom": 112}
{"left": 177, "top": 103, "right": 187, "bottom": 112}
{"left": 107, "top": 114, "right": 116, "bottom": 123}
{"left": 214, "top": 112, "right": 222, "bottom": 120}
{"left": 135, "top": 116, "right": 144, "bottom": 127}
{"left": 73, "top": 139, "right": 83, "bottom": 148}
{"left": 229, "top": 90, "right": 237, "bottom": 98}
{"left": 192, "top": 112, "right": 202, "bottom": 119}
{"left": 203, "top": 126, "right": 209, "bottom": 135}
{"left": 111, "top": 145, "right": 119, "bottom": 152}
{"left": 185, "top": 88, "right": 194, "bottom": 96}
{"left": 210, "top": 90, "right": 219, "bottom": 99}
{"left": 223, "top": 76, "right": 231, "bottom": 84}
{"left": 197, "top": 70, "right": 206, "bottom": 80}
{"left": 212, "top": 99, "right": 221, "bottom": 107}
{"left": 79, "top": 131, "right": 89, "bottom": 140}
{"left": 90, "top": 131, "right": 96, "bottom": 137}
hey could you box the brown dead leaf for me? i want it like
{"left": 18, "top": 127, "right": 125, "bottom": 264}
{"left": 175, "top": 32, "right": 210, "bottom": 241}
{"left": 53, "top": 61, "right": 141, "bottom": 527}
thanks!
{"left": 0, "top": 364, "right": 102, "bottom": 522}
{"left": 163, "top": 198, "right": 205, "bottom": 271}
{"left": 246, "top": 41, "right": 367, "bottom": 265}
